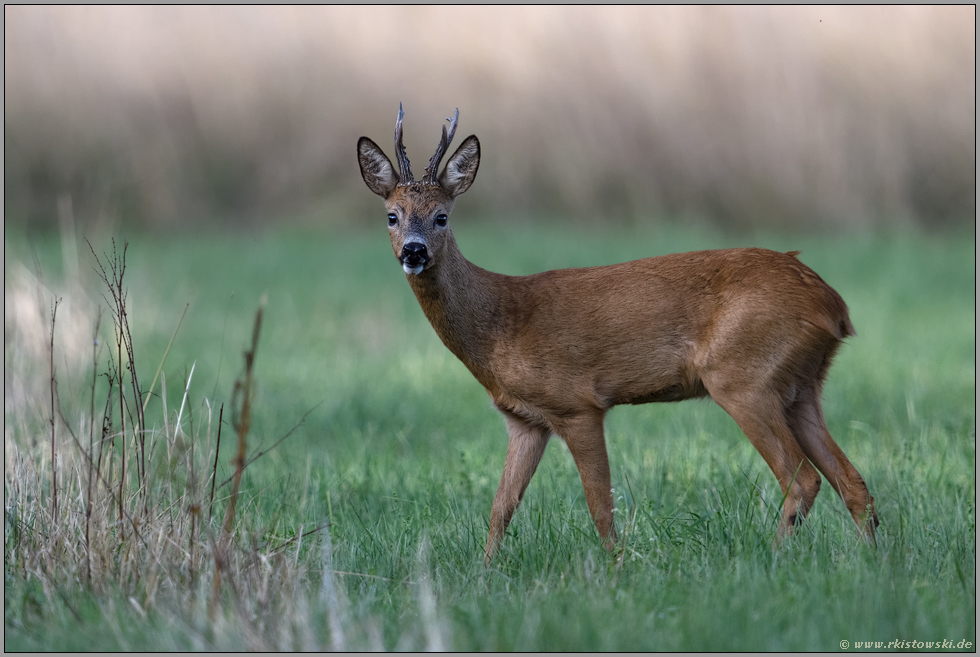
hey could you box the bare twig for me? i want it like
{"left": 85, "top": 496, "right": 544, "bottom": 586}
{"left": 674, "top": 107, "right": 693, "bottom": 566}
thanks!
{"left": 217, "top": 401, "right": 321, "bottom": 490}
{"left": 209, "top": 404, "right": 224, "bottom": 523}
{"left": 86, "top": 307, "right": 103, "bottom": 585}
{"left": 95, "top": 371, "right": 113, "bottom": 508}
{"left": 88, "top": 238, "right": 149, "bottom": 523}
{"left": 226, "top": 300, "right": 265, "bottom": 529}
{"left": 210, "top": 298, "right": 265, "bottom": 623}
{"left": 268, "top": 522, "right": 332, "bottom": 554}
{"left": 49, "top": 296, "right": 62, "bottom": 520}
{"left": 119, "top": 250, "right": 147, "bottom": 517}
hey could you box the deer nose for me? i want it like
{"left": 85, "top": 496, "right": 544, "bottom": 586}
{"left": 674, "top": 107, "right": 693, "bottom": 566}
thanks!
{"left": 401, "top": 241, "right": 428, "bottom": 267}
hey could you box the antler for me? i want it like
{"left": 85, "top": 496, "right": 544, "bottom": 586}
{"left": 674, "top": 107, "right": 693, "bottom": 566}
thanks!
{"left": 394, "top": 102, "right": 414, "bottom": 184}
{"left": 422, "top": 108, "right": 459, "bottom": 184}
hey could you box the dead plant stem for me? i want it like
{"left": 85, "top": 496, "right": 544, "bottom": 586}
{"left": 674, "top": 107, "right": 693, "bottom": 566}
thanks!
{"left": 49, "top": 297, "right": 62, "bottom": 520}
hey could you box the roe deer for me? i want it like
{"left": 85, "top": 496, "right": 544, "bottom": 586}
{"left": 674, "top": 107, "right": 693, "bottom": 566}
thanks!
{"left": 357, "top": 105, "right": 878, "bottom": 564}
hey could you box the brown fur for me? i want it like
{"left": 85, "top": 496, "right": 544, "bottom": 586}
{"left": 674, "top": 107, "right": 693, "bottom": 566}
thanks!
{"left": 357, "top": 110, "right": 878, "bottom": 564}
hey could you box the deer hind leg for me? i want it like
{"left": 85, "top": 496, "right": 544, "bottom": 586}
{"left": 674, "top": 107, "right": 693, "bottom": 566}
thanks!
{"left": 711, "top": 388, "right": 822, "bottom": 540}
{"left": 554, "top": 411, "right": 618, "bottom": 551}
{"left": 485, "top": 410, "right": 551, "bottom": 564}
{"left": 786, "top": 384, "right": 878, "bottom": 544}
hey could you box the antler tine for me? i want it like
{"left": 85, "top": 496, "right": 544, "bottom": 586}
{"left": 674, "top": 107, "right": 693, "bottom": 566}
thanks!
{"left": 394, "top": 102, "right": 414, "bottom": 184}
{"left": 423, "top": 108, "right": 460, "bottom": 184}
{"left": 445, "top": 107, "right": 459, "bottom": 149}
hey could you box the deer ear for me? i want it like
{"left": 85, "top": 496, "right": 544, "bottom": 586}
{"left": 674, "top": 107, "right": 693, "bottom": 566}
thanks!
{"left": 440, "top": 135, "right": 480, "bottom": 198}
{"left": 358, "top": 136, "right": 398, "bottom": 198}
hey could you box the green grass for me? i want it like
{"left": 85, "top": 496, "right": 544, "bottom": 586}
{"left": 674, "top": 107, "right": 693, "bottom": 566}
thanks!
{"left": 4, "top": 222, "right": 976, "bottom": 651}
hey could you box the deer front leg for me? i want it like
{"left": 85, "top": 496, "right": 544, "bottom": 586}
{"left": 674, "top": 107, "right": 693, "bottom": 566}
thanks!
{"left": 485, "top": 410, "right": 551, "bottom": 565}
{"left": 556, "top": 411, "right": 618, "bottom": 550}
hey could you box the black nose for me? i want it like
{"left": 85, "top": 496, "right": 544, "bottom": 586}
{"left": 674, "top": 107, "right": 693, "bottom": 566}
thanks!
{"left": 401, "top": 241, "right": 428, "bottom": 266}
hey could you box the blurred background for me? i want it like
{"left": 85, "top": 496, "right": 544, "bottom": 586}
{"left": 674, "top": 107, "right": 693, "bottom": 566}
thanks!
{"left": 4, "top": 5, "right": 975, "bottom": 233}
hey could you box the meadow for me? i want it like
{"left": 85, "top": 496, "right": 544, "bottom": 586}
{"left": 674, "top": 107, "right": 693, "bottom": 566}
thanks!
{"left": 4, "top": 221, "right": 976, "bottom": 651}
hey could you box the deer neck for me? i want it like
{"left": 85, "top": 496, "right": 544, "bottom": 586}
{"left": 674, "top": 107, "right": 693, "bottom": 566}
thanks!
{"left": 405, "top": 232, "right": 502, "bottom": 387}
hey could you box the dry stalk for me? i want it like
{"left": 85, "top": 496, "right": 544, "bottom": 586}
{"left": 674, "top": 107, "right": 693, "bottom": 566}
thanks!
{"left": 88, "top": 238, "right": 149, "bottom": 525}
{"left": 86, "top": 307, "right": 104, "bottom": 584}
{"left": 208, "top": 404, "right": 224, "bottom": 522}
{"left": 216, "top": 401, "right": 320, "bottom": 491}
{"left": 48, "top": 296, "right": 62, "bottom": 520}
{"left": 209, "top": 298, "right": 265, "bottom": 623}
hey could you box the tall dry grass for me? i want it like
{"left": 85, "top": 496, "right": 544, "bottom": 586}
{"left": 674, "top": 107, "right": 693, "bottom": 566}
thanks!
{"left": 3, "top": 241, "right": 354, "bottom": 649}
{"left": 4, "top": 6, "right": 975, "bottom": 231}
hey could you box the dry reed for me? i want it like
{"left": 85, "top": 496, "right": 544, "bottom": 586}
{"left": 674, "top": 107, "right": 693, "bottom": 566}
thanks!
{"left": 4, "top": 6, "right": 974, "bottom": 231}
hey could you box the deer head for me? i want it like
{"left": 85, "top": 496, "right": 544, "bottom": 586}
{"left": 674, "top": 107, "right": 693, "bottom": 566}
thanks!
{"left": 357, "top": 104, "right": 481, "bottom": 275}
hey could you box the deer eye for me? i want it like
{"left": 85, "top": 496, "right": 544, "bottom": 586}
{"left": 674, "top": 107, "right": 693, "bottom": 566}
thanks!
{"left": 387, "top": 213, "right": 397, "bottom": 227}
{"left": 435, "top": 214, "right": 448, "bottom": 227}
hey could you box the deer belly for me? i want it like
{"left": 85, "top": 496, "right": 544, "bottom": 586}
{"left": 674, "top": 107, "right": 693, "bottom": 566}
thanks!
{"left": 615, "top": 380, "right": 708, "bottom": 405}
{"left": 600, "top": 364, "right": 709, "bottom": 406}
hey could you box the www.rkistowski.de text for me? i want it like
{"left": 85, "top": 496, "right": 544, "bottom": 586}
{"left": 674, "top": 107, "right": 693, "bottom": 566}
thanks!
{"left": 840, "top": 639, "right": 972, "bottom": 650}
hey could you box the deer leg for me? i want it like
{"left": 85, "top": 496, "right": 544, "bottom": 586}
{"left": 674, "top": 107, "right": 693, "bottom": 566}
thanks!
{"left": 711, "top": 390, "right": 822, "bottom": 540}
{"left": 555, "top": 411, "right": 618, "bottom": 550}
{"left": 786, "top": 385, "right": 878, "bottom": 544}
{"left": 485, "top": 410, "right": 551, "bottom": 564}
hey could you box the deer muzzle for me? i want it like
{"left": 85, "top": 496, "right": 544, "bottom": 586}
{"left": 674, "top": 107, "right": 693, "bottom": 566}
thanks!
{"left": 400, "top": 241, "right": 429, "bottom": 275}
